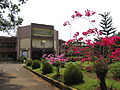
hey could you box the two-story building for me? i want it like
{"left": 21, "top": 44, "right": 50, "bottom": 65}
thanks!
{"left": 16, "top": 23, "right": 59, "bottom": 60}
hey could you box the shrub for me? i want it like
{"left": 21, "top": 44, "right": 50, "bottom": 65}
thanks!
{"left": 110, "top": 62, "right": 120, "bottom": 80}
{"left": 32, "top": 60, "right": 41, "bottom": 69}
{"left": 41, "top": 58, "right": 47, "bottom": 65}
{"left": 42, "top": 62, "right": 53, "bottom": 74}
{"left": 26, "top": 59, "right": 32, "bottom": 66}
{"left": 64, "top": 63, "right": 83, "bottom": 85}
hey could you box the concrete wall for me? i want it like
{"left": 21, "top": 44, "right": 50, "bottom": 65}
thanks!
{"left": 20, "top": 39, "right": 31, "bottom": 48}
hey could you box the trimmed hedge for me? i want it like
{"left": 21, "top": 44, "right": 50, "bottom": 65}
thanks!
{"left": 64, "top": 63, "right": 83, "bottom": 85}
{"left": 32, "top": 60, "right": 41, "bottom": 69}
{"left": 42, "top": 62, "right": 53, "bottom": 74}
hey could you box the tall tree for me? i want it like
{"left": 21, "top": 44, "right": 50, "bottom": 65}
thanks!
{"left": 99, "top": 12, "right": 116, "bottom": 37}
{"left": 0, "top": 0, "right": 27, "bottom": 34}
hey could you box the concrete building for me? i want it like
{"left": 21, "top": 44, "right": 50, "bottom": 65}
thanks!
{"left": 0, "top": 23, "right": 60, "bottom": 61}
{"left": 16, "top": 23, "right": 59, "bottom": 60}
{"left": 59, "top": 39, "right": 66, "bottom": 54}
{"left": 0, "top": 36, "right": 16, "bottom": 61}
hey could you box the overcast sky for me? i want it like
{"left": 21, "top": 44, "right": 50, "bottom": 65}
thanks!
{"left": 1, "top": 0, "right": 120, "bottom": 41}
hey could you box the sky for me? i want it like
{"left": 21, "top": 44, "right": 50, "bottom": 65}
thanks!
{"left": 1, "top": 0, "right": 120, "bottom": 41}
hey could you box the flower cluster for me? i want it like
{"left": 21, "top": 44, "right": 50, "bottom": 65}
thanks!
{"left": 109, "top": 48, "right": 120, "bottom": 60}
{"left": 66, "top": 39, "right": 76, "bottom": 46}
{"left": 44, "top": 54, "right": 67, "bottom": 65}
{"left": 63, "top": 21, "right": 70, "bottom": 26}
{"left": 71, "top": 11, "right": 83, "bottom": 18}
{"left": 63, "top": 9, "right": 96, "bottom": 27}
{"left": 82, "top": 28, "right": 102, "bottom": 36}
{"left": 85, "top": 9, "right": 96, "bottom": 17}
{"left": 73, "top": 32, "right": 79, "bottom": 38}
{"left": 71, "top": 9, "right": 96, "bottom": 19}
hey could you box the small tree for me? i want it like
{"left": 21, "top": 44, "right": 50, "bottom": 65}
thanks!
{"left": 64, "top": 9, "right": 120, "bottom": 90}
{"left": 44, "top": 54, "right": 67, "bottom": 76}
{"left": 99, "top": 12, "right": 116, "bottom": 37}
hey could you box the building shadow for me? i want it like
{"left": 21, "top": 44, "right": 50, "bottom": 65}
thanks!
{"left": 0, "top": 73, "right": 24, "bottom": 90}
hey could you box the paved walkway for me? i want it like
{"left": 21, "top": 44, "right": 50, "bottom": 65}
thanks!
{"left": 0, "top": 63, "right": 60, "bottom": 90}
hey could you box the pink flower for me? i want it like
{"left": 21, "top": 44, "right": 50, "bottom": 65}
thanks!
{"left": 80, "top": 57, "right": 91, "bottom": 62}
{"left": 63, "top": 21, "right": 70, "bottom": 26}
{"left": 71, "top": 15, "right": 75, "bottom": 18}
{"left": 76, "top": 12, "right": 83, "bottom": 17}
{"left": 91, "top": 20, "right": 95, "bottom": 22}
{"left": 85, "top": 9, "right": 96, "bottom": 17}
{"left": 85, "top": 9, "right": 91, "bottom": 17}
{"left": 74, "top": 58, "right": 79, "bottom": 61}
{"left": 92, "top": 11, "right": 96, "bottom": 15}
{"left": 95, "top": 60, "right": 99, "bottom": 62}
{"left": 85, "top": 39, "right": 93, "bottom": 45}
{"left": 74, "top": 52, "right": 80, "bottom": 54}
{"left": 76, "top": 32, "right": 79, "bottom": 36}
{"left": 78, "top": 37, "right": 83, "bottom": 41}
{"left": 74, "top": 11, "right": 82, "bottom": 17}
{"left": 82, "top": 32, "right": 88, "bottom": 36}
{"left": 59, "top": 59, "right": 66, "bottom": 62}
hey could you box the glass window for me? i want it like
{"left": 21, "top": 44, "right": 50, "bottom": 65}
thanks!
{"left": 22, "top": 50, "right": 28, "bottom": 57}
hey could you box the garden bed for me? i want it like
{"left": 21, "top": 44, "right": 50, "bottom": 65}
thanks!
{"left": 23, "top": 63, "right": 120, "bottom": 90}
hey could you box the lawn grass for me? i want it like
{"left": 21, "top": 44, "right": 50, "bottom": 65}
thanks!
{"left": 25, "top": 63, "right": 120, "bottom": 90}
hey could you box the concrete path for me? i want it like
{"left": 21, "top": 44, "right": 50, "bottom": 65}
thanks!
{"left": 0, "top": 63, "right": 60, "bottom": 90}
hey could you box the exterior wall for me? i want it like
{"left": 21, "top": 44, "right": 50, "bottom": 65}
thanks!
{"left": 19, "top": 38, "right": 31, "bottom": 59}
{"left": 17, "top": 25, "right": 31, "bottom": 38}
{"left": 17, "top": 25, "right": 32, "bottom": 59}
{"left": 32, "top": 28, "right": 53, "bottom": 37}
{"left": 59, "top": 39, "right": 66, "bottom": 54}
{"left": 54, "top": 30, "right": 59, "bottom": 53}
{"left": 20, "top": 39, "right": 31, "bottom": 48}
{"left": 0, "top": 36, "right": 16, "bottom": 61}
{"left": 32, "top": 39, "right": 53, "bottom": 48}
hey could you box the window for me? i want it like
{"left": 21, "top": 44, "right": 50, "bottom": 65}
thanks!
{"left": 22, "top": 50, "right": 28, "bottom": 57}
{"left": 41, "top": 40, "right": 46, "bottom": 47}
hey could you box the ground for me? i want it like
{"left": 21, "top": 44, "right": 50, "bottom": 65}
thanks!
{"left": 0, "top": 62, "right": 60, "bottom": 90}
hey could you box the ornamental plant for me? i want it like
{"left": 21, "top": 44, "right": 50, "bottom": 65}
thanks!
{"left": 32, "top": 60, "right": 41, "bottom": 69}
{"left": 43, "top": 53, "right": 67, "bottom": 76}
{"left": 26, "top": 59, "right": 32, "bottom": 66}
{"left": 64, "top": 63, "right": 83, "bottom": 85}
{"left": 42, "top": 61, "right": 53, "bottom": 74}
{"left": 64, "top": 9, "right": 120, "bottom": 90}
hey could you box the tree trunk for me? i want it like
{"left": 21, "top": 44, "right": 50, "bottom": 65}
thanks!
{"left": 99, "top": 76, "right": 107, "bottom": 90}
{"left": 95, "top": 66, "right": 108, "bottom": 90}
{"left": 56, "top": 66, "right": 60, "bottom": 76}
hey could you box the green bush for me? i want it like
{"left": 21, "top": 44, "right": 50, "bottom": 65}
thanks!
{"left": 42, "top": 62, "right": 53, "bottom": 74}
{"left": 41, "top": 58, "right": 47, "bottom": 65}
{"left": 110, "top": 62, "right": 120, "bottom": 80}
{"left": 32, "top": 60, "right": 41, "bottom": 69}
{"left": 26, "top": 59, "right": 32, "bottom": 66}
{"left": 64, "top": 63, "right": 83, "bottom": 85}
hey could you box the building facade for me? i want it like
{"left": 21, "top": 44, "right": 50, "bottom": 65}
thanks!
{"left": 0, "top": 36, "right": 16, "bottom": 61}
{"left": 59, "top": 39, "right": 66, "bottom": 54}
{"left": 16, "top": 23, "right": 59, "bottom": 60}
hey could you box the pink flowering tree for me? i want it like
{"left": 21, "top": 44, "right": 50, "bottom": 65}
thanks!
{"left": 43, "top": 53, "right": 67, "bottom": 76}
{"left": 64, "top": 9, "right": 120, "bottom": 90}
